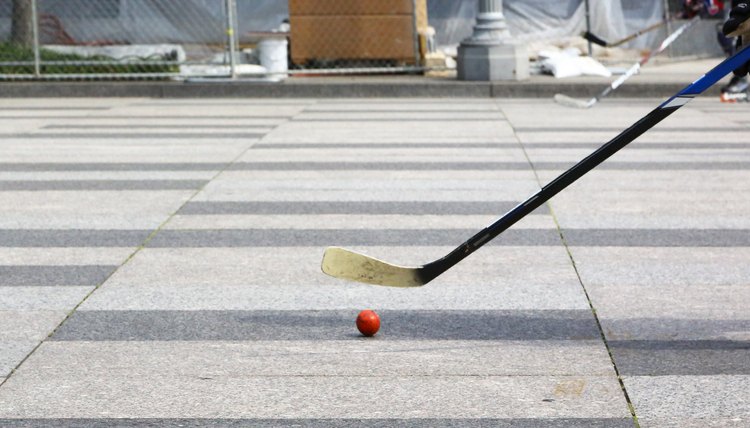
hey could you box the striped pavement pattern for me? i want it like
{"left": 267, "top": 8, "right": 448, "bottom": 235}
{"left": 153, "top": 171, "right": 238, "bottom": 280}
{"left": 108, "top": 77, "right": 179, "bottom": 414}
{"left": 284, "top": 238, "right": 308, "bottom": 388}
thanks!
{"left": 0, "top": 97, "right": 748, "bottom": 427}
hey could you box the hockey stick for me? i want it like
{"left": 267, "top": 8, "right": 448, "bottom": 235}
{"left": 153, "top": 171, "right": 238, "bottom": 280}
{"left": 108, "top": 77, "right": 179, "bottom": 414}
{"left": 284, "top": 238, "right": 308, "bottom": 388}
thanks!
{"left": 321, "top": 43, "right": 750, "bottom": 288}
{"left": 582, "top": 20, "right": 668, "bottom": 48}
{"left": 555, "top": 16, "right": 700, "bottom": 109}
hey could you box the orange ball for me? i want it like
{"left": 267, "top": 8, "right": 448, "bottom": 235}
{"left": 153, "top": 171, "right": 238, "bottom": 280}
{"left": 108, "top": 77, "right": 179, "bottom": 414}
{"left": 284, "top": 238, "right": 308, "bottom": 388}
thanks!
{"left": 356, "top": 310, "right": 380, "bottom": 337}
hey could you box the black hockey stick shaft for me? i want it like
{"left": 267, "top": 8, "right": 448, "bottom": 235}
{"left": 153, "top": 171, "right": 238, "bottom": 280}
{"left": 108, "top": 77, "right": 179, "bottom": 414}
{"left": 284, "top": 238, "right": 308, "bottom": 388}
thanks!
{"left": 421, "top": 107, "right": 675, "bottom": 280}
{"left": 584, "top": 20, "right": 667, "bottom": 47}
{"left": 420, "top": 44, "right": 750, "bottom": 282}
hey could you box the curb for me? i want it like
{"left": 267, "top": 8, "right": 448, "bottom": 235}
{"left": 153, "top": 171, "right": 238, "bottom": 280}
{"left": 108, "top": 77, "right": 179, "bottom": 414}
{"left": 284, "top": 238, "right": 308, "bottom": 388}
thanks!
{"left": 0, "top": 80, "right": 721, "bottom": 98}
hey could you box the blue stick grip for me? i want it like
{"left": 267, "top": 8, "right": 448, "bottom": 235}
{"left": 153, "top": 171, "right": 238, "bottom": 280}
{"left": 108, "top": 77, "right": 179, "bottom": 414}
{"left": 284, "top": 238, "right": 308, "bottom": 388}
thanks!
{"left": 679, "top": 45, "right": 750, "bottom": 96}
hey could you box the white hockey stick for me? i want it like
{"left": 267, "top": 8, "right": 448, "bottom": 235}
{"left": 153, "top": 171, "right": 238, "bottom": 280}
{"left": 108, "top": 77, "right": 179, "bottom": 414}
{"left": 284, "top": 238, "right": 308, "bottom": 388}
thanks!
{"left": 555, "top": 16, "right": 700, "bottom": 109}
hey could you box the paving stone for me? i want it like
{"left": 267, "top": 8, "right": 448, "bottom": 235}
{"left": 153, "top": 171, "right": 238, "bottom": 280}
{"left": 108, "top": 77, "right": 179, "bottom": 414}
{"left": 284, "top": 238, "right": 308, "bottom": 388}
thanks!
{"left": 0, "top": 230, "right": 150, "bottom": 247}
{"left": 0, "top": 418, "right": 637, "bottom": 427}
{"left": 0, "top": 370, "right": 627, "bottom": 419}
{"left": 0, "top": 341, "right": 37, "bottom": 377}
{"left": 0, "top": 191, "right": 192, "bottom": 229}
{"left": 163, "top": 214, "right": 554, "bottom": 231}
{"left": 0, "top": 265, "right": 116, "bottom": 286}
{"left": 0, "top": 287, "right": 93, "bottom": 310}
{"left": 0, "top": 140, "right": 254, "bottom": 163}
{"left": 51, "top": 310, "right": 601, "bottom": 341}
{"left": 0, "top": 180, "right": 208, "bottom": 191}
{"left": 8, "top": 340, "right": 616, "bottom": 377}
{"left": 0, "top": 311, "right": 68, "bottom": 341}
{"left": 0, "top": 248, "right": 133, "bottom": 265}
{"left": 624, "top": 375, "right": 750, "bottom": 427}
{"left": 81, "top": 246, "right": 586, "bottom": 311}
{"left": 239, "top": 147, "right": 528, "bottom": 163}
{"left": 191, "top": 173, "right": 542, "bottom": 202}
{"left": 610, "top": 340, "right": 750, "bottom": 376}
{"left": 178, "top": 201, "right": 544, "bottom": 215}
{"left": 266, "top": 121, "right": 516, "bottom": 143}
{"left": 144, "top": 228, "right": 564, "bottom": 247}
{"left": 540, "top": 170, "right": 750, "bottom": 229}
{"left": 0, "top": 171, "right": 217, "bottom": 180}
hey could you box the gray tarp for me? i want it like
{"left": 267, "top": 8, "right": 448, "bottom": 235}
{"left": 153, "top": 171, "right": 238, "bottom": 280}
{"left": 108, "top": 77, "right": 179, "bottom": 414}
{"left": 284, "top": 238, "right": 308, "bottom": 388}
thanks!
{"left": 429, "top": 0, "right": 664, "bottom": 49}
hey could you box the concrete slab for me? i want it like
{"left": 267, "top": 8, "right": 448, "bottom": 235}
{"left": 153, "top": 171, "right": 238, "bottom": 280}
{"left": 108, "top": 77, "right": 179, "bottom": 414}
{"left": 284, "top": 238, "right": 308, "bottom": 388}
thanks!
{"left": 176, "top": 201, "right": 548, "bottom": 216}
{"left": 191, "top": 189, "right": 538, "bottom": 203}
{"left": 0, "top": 230, "right": 150, "bottom": 247}
{"left": 82, "top": 246, "right": 586, "bottom": 311}
{"left": 0, "top": 341, "right": 37, "bottom": 378}
{"left": 0, "top": 287, "right": 93, "bottom": 310}
{"left": 205, "top": 170, "right": 538, "bottom": 181}
{"left": 295, "top": 110, "right": 506, "bottom": 119}
{"left": 0, "top": 191, "right": 192, "bottom": 229}
{"left": 624, "top": 375, "right": 750, "bottom": 427}
{"left": 0, "top": 248, "right": 133, "bottom": 265}
{"left": 610, "top": 340, "right": 750, "bottom": 376}
{"left": 163, "top": 214, "right": 554, "bottom": 230}
{"left": 239, "top": 148, "right": 528, "bottom": 163}
{"left": 0, "top": 266, "right": 116, "bottom": 286}
{"left": 0, "top": 171, "right": 217, "bottom": 180}
{"left": 222, "top": 161, "right": 750, "bottom": 171}
{"left": 102, "top": 104, "right": 305, "bottom": 117}
{"left": 0, "top": 140, "right": 254, "bottom": 163}
{"left": 0, "top": 311, "right": 68, "bottom": 341}
{"left": 35, "top": 117, "right": 286, "bottom": 127}
{"left": 0, "top": 337, "right": 629, "bottom": 418}
{"left": 51, "top": 310, "right": 601, "bottom": 341}
{"left": 570, "top": 247, "right": 750, "bottom": 293}
{"left": 191, "top": 173, "right": 543, "bottom": 202}
{"left": 541, "top": 171, "right": 750, "bottom": 229}
{"left": 307, "top": 103, "right": 500, "bottom": 112}
{"left": 11, "top": 340, "right": 616, "bottom": 376}
{"left": 264, "top": 121, "right": 517, "bottom": 143}
{"left": 0, "top": 418, "right": 636, "bottom": 427}
{"left": 143, "top": 228, "right": 563, "bottom": 247}
{"left": 526, "top": 147, "right": 750, "bottom": 163}
{"left": 11, "top": 132, "right": 264, "bottom": 140}
{"left": 0, "top": 162, "right": 226, "bottom": 172}
{"left": 0, "top": 374, "right": 628, "bottom": 419}
{"left": 0, "top": 180, "right": 207, "bottom": 191}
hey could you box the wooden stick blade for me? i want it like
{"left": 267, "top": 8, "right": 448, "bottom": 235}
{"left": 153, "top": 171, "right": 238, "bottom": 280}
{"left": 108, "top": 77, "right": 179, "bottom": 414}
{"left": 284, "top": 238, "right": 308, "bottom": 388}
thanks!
{"left": 321, "top": 247, "right": 427, "bottom": 288}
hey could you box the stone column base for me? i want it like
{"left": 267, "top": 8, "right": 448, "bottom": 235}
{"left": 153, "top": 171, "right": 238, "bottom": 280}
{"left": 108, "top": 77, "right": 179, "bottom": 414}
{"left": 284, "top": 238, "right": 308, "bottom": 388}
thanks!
{"left": 457, "top": 43, "right": 529, "bottom": 81}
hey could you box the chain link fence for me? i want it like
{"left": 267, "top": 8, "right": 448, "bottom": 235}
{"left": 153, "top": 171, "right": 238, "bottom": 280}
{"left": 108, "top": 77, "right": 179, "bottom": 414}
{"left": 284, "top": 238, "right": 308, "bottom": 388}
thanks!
{"left": 0, "top": 0, "right": 436, "bottom": 80}
{"left": 0, "top": 0, "right": 723, "bottom": 81}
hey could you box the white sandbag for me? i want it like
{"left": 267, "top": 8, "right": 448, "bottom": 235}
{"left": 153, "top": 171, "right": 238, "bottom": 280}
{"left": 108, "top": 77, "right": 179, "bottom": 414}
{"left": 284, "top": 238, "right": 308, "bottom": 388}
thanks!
{"left": 540, "top": 48, "right": 612, "bottom": 78}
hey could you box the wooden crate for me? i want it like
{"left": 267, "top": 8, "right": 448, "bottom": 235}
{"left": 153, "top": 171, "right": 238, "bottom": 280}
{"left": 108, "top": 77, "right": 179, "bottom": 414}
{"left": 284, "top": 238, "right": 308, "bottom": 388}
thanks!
{"left": 289, "top": 0, "right": 427, "bottom": 65}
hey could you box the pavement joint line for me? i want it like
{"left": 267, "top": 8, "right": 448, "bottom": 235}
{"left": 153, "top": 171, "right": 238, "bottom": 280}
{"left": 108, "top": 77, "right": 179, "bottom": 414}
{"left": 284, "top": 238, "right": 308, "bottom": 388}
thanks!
{"left": 0, "top": 105, "right": 296, "bottom": 390}
{"left": 546, "top": 213, "right": 641, "bottom": 428}
{"left": 497, "top": 100, "right": 640, "bottom": 428}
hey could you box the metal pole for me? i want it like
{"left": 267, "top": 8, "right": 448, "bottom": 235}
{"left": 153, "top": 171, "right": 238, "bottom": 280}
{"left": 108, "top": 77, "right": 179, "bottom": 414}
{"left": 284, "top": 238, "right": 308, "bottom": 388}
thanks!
{"left": 31, "top": 0, "right": 40, "bottom": 77}
{"left": 662, "top": 0, "right": 673, "bottom": 57}
{"left": 457, "top": 0, "right": 528, "bottom": 81}
{"left": 411, "top": 0, "right": 420, "bottom": 67}
{"left": 225, "top": 0, "right": 237, "bottom": 79}
{"left": 584, "top": 0, "right": 593, "bottom": 56}
{"left": 465, "top": 0, "right": 511, "bottom": 44}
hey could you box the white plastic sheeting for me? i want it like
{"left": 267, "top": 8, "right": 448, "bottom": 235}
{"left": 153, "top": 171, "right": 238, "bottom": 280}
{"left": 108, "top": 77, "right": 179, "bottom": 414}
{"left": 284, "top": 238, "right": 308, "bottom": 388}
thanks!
{"left": 429, "top": 0, "right": 665, "bottom": 50}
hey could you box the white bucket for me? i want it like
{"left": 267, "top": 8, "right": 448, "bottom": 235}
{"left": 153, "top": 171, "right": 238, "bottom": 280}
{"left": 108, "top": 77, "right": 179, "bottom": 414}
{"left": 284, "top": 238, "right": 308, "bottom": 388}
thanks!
{"left": 258, "top": 38, "right": 288, "bottom": 77}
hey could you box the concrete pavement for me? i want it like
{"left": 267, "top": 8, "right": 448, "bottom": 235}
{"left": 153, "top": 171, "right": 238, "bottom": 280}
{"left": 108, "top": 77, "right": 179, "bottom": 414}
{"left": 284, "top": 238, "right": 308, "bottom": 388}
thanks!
{"left": 0, "top": 96, "right": 748, "bottom": 427}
